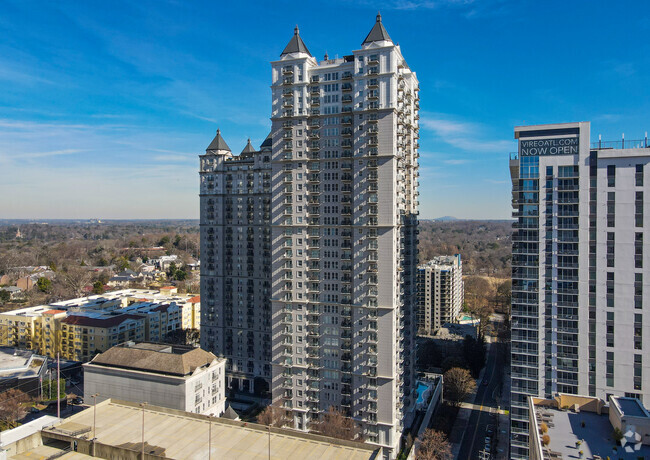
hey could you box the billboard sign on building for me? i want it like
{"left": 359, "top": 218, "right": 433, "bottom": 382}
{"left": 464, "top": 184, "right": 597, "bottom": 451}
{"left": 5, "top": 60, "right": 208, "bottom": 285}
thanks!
{"left": 519, "top": 137, "right": 579, "bottom": 156}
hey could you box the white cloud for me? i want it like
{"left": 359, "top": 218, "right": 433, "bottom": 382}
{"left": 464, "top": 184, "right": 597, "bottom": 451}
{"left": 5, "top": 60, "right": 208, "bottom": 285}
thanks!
{"left": 420, "top": 113, "right": 514, "bottom": 153}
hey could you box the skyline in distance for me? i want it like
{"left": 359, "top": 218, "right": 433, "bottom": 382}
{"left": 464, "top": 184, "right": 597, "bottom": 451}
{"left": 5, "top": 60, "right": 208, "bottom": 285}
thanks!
{"left": 1, "top": 0, "right": 649, "bottom": 220}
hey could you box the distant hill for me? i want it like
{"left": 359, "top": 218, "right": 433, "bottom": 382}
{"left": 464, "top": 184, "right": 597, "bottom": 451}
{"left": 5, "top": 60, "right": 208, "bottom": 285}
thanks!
{"left": 433, "top": 216, "right": 459, "bottom": 222}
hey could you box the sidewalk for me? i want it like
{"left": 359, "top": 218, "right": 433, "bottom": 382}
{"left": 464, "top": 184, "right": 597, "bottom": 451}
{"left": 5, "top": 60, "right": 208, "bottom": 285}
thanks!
{"left": 449, "top": 343, "right": 490, "bottom": 459}
{"left": 494, "top": 368, "right": 510, "bottom": 460}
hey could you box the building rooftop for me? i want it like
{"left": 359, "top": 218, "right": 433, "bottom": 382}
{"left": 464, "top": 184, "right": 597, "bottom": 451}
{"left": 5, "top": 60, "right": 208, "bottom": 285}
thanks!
{"left": 418, "top": 254, "right": 461, "bottom": 270}
{"left": 615, "top": 396, "right": 649, "bottom": 418}
{"left": 432, "top": 323, "right": 477, "bottom": 341}
{"left": 530, "top": 395, "right": 650, "bottom": 460}
{"left": 61, "top": 313, "right": 144, "bottom": 328}
{"left": 43, "top": 400, "right": 379, "bottom": 459}
{"left": 0, "top": 289, "right": 199, "bottom": 321}
{"left": 0, "top": 348, "right": 46, "bottom": 379}
{"left": 87, "top": 342, "right": 219, "bottom": 377}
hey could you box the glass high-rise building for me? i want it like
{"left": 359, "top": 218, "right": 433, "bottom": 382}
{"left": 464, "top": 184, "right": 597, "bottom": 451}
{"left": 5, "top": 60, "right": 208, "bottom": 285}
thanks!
{"left": 509, "top": 122, "right": 650, "bottom": 459}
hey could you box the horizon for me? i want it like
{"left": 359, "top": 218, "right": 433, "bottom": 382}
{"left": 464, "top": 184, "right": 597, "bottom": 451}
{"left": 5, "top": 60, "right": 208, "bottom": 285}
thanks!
{"left": 1, "top": 0, "right": 648, "bottom": 219}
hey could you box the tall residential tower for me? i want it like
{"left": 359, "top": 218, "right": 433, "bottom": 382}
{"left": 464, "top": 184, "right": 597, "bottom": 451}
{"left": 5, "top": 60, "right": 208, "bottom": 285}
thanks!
{"left": 269, "top": 16, "right": 419, "bottom": 458}
{"left": 200, "top": 15, "right": 419, "bottom": 458}
{"left": 509, "top": 122, "right": 650, "bottom": 459}
{"left": 199, "top": 132, "right": 273, "bottom": 395}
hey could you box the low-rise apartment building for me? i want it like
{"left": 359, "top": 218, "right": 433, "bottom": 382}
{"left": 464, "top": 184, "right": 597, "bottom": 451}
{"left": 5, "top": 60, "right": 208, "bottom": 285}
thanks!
{"left": 0, "top": 289, "right": 201, "bottom": 362}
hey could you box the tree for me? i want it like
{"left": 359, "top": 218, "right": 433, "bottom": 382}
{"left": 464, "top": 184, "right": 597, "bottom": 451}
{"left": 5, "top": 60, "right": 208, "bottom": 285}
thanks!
{"left": 0, "top": 290, "right": 10, "bottom": 303}
{"left": 440, "top": 356, "right": 467, "bottom": 373}
{"left": 42, "top": 378, "right": 66, "bottom": 401}
{"left": 443, "top": 367, "right": 476, "bottom": 406}
{"left": 56, "top": 266, "right": 93, "bottom": 298}
{"left": 114, "top": 257, "right": 130, "bottom": 272}
{"left": 417, "top": 339, "right": 441, "bottom": 370}
{"left": 495, "top": 280, "right": 512, "bottom": 312}
{"left": 91, "top": 280, "right": 104, "bottom": 295}
{"left": 36, "top": 277, "right": 52, "bottom": 293}
{"left": 612, "top": 427, "right": 624, "bottom": 445}
{"left": 0, "top": 389, "right": 31, "bottom": 429}
{"left": 164, "top": 328, "right": 200, "bottom": 346}
{"left": 257, "top": 402, "right": 289, "bottom": 428}
{"left": 462, "top": 335, "right": 486, "bottom": 377}
{"left": 313, "top": 406, "right": 360, "bottom": 440}
{"left": 464, "top": 276, "right": 494, "bottom": 336}
{"left": 416, "top": 429, "right": 452, "bottom": 460}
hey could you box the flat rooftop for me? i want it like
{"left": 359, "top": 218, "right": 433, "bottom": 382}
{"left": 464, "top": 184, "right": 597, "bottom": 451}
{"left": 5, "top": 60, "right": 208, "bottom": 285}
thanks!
{"left": 535, "top": 405, "right": 650, "bottom": 459}
{"left": 0, "top": 348, "right": 45, "bottom": 378}
{"left": 616, "top": 396, "right": 649, "bottom": 418}
{"left": 44, "top": 400, "right": 379, "bottom": 460}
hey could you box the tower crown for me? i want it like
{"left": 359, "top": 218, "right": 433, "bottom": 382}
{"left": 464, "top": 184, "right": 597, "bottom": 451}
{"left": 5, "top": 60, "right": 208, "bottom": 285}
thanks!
{"left": 280, "top": 25, "right": 312, "bottom": 57}
{"left": 206, "top": 128, "right": 231, "bottom": 153}
{"left": 362, "top": 12, "right": 393, "bottom": 45}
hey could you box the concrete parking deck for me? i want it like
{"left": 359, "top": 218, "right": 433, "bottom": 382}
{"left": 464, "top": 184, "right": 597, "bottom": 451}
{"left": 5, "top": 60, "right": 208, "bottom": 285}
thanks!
{"left": 44, "top": 400, "right": 379, "bottom": 460}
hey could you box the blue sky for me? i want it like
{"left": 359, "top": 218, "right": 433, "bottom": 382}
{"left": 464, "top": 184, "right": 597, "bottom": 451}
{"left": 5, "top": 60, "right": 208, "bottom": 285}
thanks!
{"left": 1, "top": 0, "right": 649, "bottom": 219}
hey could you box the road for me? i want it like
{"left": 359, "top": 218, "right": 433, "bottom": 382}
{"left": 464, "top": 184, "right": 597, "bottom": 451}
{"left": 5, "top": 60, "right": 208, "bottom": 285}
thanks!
{"left": 457, "top": 336, "right": 505, "bottom": 459}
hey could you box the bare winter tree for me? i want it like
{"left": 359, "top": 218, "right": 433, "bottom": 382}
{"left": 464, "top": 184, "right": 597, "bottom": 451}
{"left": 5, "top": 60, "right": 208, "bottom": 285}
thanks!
{"left": 314, "top": 406, "right": 360, "bottom": 441}
{"left": 464, "top": 276, "right": 495, "bottom": 335}
{"left": 56, "top": 265, "right": 94, "bottom": 299}
{"left": 443, "top": 367, "right": 476, "bottom": 406}
{"left": 0, "top": 389, "right": 32, "bottom": 429}
{"left": 416, "top": 428, "right": 452, "bottom": 460}
{"left": 257, "top": 402, "right": 289, "bottom": 428}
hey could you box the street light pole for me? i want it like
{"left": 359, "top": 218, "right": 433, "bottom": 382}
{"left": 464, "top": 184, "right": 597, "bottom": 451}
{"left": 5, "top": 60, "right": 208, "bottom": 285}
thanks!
{"left": 208, "top": 417, "right": 212, "bottom": 460}
{"left": 92, "top": 393, "right": 99, "bottom": 457}
{"left": 140, "top": 402, "right": 147, "bottom": 460}
{"left": 268, "top": 425, "right": 271, "bottom": 460}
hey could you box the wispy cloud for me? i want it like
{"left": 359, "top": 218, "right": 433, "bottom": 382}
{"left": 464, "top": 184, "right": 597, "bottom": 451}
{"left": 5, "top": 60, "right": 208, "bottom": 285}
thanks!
{"left": 350, "top": 0, "right": 475, "bottom": 10}
{"left": 420, "top": 113, "right": 513, "bottom": 153}
{"left": 153, "top": 154, "right": 194, "bottom": 163}
{"left": 21, "top": 149, "right": 86, "bottom": 159}
{"left": 443, "top": 158, "right": 470, "bottom": 165}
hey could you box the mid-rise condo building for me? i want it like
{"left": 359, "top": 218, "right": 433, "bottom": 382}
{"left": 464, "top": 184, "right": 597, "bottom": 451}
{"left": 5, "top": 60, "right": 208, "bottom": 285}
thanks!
{"left": 416, "top": 254, "right": 463, "bottom": 334}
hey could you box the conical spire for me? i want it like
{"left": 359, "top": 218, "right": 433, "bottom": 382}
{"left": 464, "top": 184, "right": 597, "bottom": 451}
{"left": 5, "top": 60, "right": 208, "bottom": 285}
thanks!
{"left": 206, "top": 128, "right": 231, "bottom": 152}
{"left": 281, "top": 25, "right": 312, "bottom": 57}
{"left": 241, "top": 138, "right": 256, "bottom": 154}
{"left": 362, "top": 12, "right": 393, "bottom": 45}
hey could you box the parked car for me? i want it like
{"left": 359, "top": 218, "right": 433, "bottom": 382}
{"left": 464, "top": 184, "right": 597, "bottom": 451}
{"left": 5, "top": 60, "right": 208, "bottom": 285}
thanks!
{"left": 30, "top": 407, "right": 40, "bottom": 413}
{"left": 72, "top": 397, "right": 83, "bottom": 405}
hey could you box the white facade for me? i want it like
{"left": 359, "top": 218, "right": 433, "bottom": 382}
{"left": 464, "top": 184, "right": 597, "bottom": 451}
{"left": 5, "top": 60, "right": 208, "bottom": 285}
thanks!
{"left": 417, "top": 255, "right": 463, "bottom": 334}
{"left": 268, "top": 16, "right": 419, "bottom": 459}
{"left": 199, "top": 134, "right": 272, "bottom": 395}
{"left": 509, "top": 122, "right": 650, "bottom": 459}
{"left": 84, "top": 343, "right": 227, "bottom": 416}
{"left": 199, "top": 16, "right": 419, "bottom": 459}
